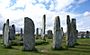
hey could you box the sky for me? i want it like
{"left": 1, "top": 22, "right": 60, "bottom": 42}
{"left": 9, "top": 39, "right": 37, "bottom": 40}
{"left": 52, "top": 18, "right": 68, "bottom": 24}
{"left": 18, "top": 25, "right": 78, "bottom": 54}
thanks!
{"left": 0, "top": 0, "right": 90, "bottom": 34}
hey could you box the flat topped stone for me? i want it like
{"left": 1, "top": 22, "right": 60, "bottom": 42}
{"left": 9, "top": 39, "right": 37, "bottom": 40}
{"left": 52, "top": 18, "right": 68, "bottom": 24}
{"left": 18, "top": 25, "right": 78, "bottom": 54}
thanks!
{"left": 23, "top": 17, "right": 35, "bottom": 51}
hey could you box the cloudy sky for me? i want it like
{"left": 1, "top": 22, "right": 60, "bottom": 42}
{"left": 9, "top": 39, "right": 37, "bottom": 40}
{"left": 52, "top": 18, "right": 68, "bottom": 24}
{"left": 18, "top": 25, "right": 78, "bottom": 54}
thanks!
{"left": 0, "top": 0, "right": 90, "bottom": 34}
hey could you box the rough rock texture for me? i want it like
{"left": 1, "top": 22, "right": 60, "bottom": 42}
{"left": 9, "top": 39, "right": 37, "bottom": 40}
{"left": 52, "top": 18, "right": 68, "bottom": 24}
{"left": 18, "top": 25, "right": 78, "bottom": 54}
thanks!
{"left": 3, "top": 19, "right": 11, "bottom": 48}
{"left": 9, "top": 24, "right": 15, "bottom": 40}
{"left": 47, "top": 30, "right": 53, "bottom": 39}
{"left": 41, "top": 14, "right": 46, "bottom": 40}
{"left": 23, "top": 17, "right": 35, "bottom": 51}
{"left": 53, "top": 16, "right": 62, "bottom": 49}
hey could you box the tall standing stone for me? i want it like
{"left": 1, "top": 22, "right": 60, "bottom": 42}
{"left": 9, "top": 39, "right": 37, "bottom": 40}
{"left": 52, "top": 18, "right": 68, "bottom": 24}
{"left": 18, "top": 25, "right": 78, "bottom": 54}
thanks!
{"left": 12, "top": 24, "right": 15, "bottom": 39}
{"left": 66, "top": 15, "right": 72, "bottom": 47}
{"left": 23, "top": 17, "right": 35, "bottom": 51}
{"left": 76, "top": 30, "right": 78, "bottom": 39}
{"left": 36, "top": 28, "right": 39, "bottom": 39}
{"left": 53, "top": 16, "right": 62, "bottom": 49}
{"left": 41, "top": 14, "right": 46, "bottom": 40}
{"left": 2, "top": 23, "right": 6, "bottom": 44}
{"left": 86, "top": 31, "right": 89, "bottom": 38}
{"left": 9, "top": 24, "right": 15, "bottom": 40}
{"left": 70, "top": 18, "right": 76, "bottom": 46}
{"left": 20, "top": 28, "right": 23, "bottom": 41}
{"left": 3, "top": 23, "right": 5, "bottom": 36}
{"left": 47, "top": 30, "right": 53, "bottom": 39}
{"left": 72, "top": 19, "right": 77, "bottom": 41}
{"left": 3, "top": 19, "right": 11, "bottom": 48}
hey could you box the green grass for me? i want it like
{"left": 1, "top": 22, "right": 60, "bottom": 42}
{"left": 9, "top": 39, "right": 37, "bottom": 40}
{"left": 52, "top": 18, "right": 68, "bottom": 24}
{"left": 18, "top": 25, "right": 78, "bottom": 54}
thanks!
{"left": 0, "top": 37, "right": 90, "bottom": 55}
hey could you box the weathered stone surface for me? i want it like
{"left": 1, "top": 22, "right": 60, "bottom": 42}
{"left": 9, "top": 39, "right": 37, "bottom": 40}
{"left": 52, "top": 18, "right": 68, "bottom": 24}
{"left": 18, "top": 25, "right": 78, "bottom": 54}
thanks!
{"left": 41, "top": 14, "right": 46, "bottom": 40}
{"left": 47, "top": 30, "right": 53, "bottom": 39}
{"left": 9, "top": 24, "right": 15, "bottom": 40}
{"left": 66, "top": 15, "right": 72, "bottom": 47}
{"left": 61, "top": 27, "right": 64, "bottom": 39}
{"left": 23, "top": 17, "right": 35, "bottom": 51}
{"left": 3, "top": 19, "right": 11, "bottom": 48}
{"left": 2, "top": 23, "right": 6, "bottom": 44}
{"left": 71, "top": 18, "right": 76, "bottom": 46}
{"left": 86, "top": 31, "right": 90, "bottom": 38}
{"left": 53, "top": 16, "right": 62, "bottom": 49}
{"left": 67, "top": 16, "right": 77, "bottom": 47}
{"left": 3, "top": 23, "right": 6, "bottom": 38}
{"left": 12, "top": 24, "right": 15, "bottom": 39}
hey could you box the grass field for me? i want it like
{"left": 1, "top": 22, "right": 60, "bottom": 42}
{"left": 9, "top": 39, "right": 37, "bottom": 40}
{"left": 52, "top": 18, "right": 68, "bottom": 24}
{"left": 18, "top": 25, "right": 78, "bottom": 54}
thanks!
{"left": 0, "top": 37, "right": 90, "bottom": 55}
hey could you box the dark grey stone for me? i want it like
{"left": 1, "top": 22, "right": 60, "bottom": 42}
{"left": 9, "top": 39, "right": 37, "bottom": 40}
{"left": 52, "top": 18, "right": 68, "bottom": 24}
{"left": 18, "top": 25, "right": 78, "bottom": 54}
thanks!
{"left": 41, "top": 14, "right": 46, "bottom": 40}
{"left": 9, "top": 24, "right": 15, "bottom": 40}
{"left": 86, "top": 31, "right": 89, "bottom": 38}
{"left": 23, "top": 17, "right": 35, "bottom": 51}
{"left": 47, "top": 30, "right": 53, "bottom": 39}
{"left": 36, "top": 28, "right": 39, "bottom": 39}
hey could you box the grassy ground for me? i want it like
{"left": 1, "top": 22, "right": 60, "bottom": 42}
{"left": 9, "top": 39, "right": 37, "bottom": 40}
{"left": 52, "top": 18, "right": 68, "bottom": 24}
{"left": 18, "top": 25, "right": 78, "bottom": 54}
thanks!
{"left": 0, "top": 37, "right": 90, "bottom": 55}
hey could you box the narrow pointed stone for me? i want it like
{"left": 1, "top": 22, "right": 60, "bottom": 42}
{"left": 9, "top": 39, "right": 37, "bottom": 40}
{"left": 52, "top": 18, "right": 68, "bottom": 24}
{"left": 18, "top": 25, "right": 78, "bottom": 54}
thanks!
{"left": 41, "top": 14, "right": 46, "bottom": 41}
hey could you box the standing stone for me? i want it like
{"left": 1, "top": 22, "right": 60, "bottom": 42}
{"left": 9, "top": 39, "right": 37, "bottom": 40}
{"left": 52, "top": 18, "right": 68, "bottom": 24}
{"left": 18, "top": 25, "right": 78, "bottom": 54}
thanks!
{"left": 3, "top": 23, "right": 6, "bottom": 37}
{"left": 66, "top": 16, "right": 77, "bottom": 47}
{"left": 53, "top": 16, "right": 62, "bottom": 49}
{"left": 66, "top": 15, "right": 72, "bottom": 47}
{"left": 12, "top": 24, "right": 15, "bottom": 39}
{"left": 76, "top": 30, "right": 78, "bottom": 39}
{"left": 9, "top": 26, "right": 13, "bottom": 40}
{"left": 3, "top": 19, "right": 11, "bottom": 48}
{"left": 20, "top": 28, "right": 23, "bottom": 37}
{"left": 47, "top": 30, "right": 53, "bottom": 39}
{"left": 9, "top": 24, "right": 15, "bottom": 40}
{"left": 86, "top": 31, "right": 89, "bottom": 38}
{"left": 2, "top": 23, "right": 6, "bottom": 43}
{"left": 41, "top": 14, "right": 46, "bottom": 40}
{"left": 36, "top": 28, "right": 39, "bottom": 39}
{"left": 20, "top": 28, "right": 23, "bottom": 41}
{"left": 81, "top": 33, "right": 84, "bottom": 38}
{"left": 70, "top": 18, "right": 77, "bottom": 46}
{"left": 23, "top": 17, "right": 35, "bottom": 51}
